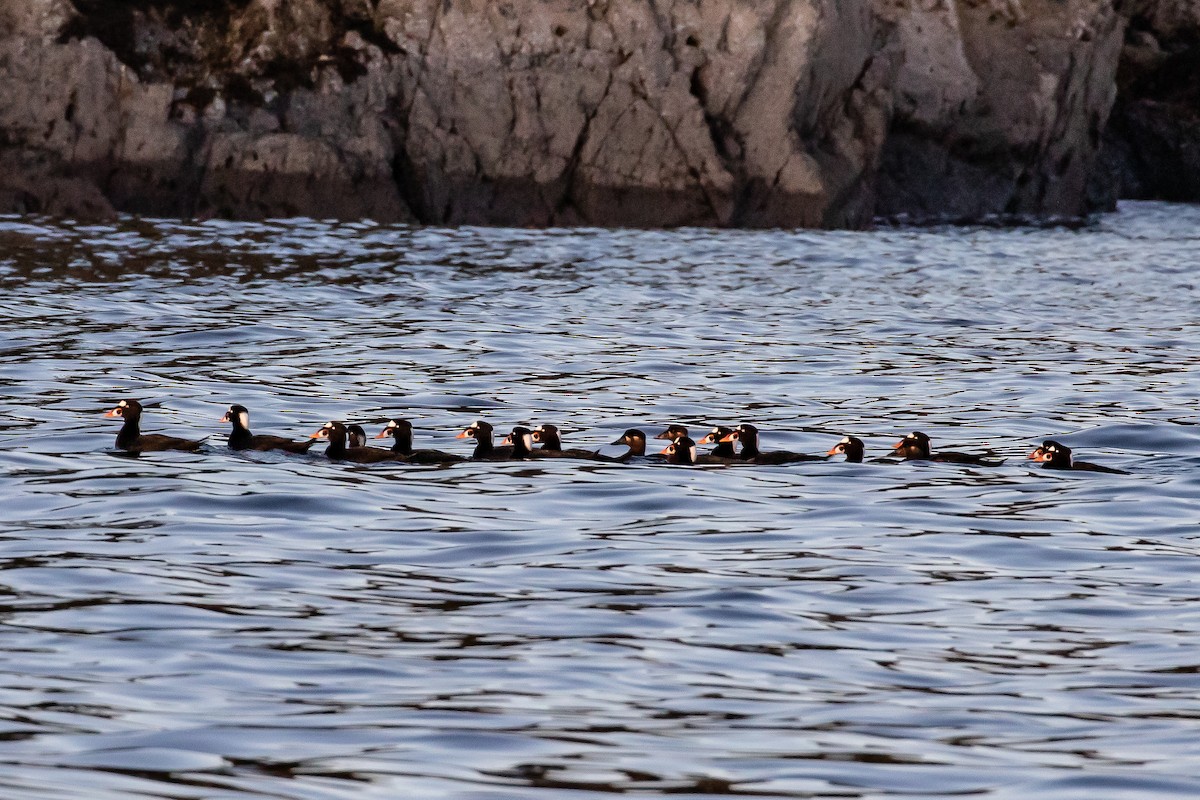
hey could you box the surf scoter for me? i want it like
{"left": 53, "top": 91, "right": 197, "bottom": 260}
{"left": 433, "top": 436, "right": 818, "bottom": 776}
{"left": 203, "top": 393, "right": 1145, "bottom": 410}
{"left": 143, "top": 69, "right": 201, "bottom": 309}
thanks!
{"left": 499, "top": 426, "right": 538, "bottom": 459}
{"left": 827, "top": 435, "right": 865, "bottom": 463}
{"left": 610, "top": 429, "right": 665, "bottom": 461}
{"left": 345, "top": 425, "right": 370, "bottom": 448}
{"left": 892, "top": 431, "right": 1003, "bottom": 466}
{"left": 612, "top": 429, "right": 648, "bottom": 455}
{"left": 531, "top": 423, "right": 617, "bottom": 461}
{"left": 1029, "top": 440, "right": 1126, "bottom": 474}
{"left": 456, "top": 420, "right": 514, "bottom": 460}
{"left": 660, "top": 435, "right": 698, "bottom": 465}
{"left": 222, "top": 404, "right": 314, "bottom": 454}
{"left": 719, "top": 423, "right": 823, "bottom": 464}
{"left": 654, "top": 424, "right": 690, "bottom": 442}
{"left": 697, "top": 425, "right": 739, "bottom": 458}
{"left": 105, "top": 399, "right": 204, "bottom": 453}
{"left": 310, "top": 421, "right": 399, "bottom": 463}
{"left": 375, "top": 418, "right": 465, "bottom": 463}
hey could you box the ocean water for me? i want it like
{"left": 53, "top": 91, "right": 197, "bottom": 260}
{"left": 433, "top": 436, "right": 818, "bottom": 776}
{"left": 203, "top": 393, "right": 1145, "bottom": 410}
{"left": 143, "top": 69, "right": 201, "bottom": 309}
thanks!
{"left": 2, "top": 201, "right": 1200, "bottom": 798}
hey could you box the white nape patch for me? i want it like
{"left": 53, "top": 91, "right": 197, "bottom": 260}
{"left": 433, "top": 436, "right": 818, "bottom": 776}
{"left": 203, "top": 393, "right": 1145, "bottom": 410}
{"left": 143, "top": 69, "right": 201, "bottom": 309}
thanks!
{"left": 687, "top": 445, "right": 697, "bottom": 463}
{"left": 237, "top": 411, "right": 249, "bottom": 429}
{"left": 522, "top": 433, "right": 534, "bottom": 450}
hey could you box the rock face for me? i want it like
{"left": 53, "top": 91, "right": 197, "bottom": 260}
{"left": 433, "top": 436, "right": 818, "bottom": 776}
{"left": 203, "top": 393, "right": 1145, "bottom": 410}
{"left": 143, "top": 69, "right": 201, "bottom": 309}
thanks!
{"left": 1098, "top": 0, "right": 1200, "bottom": 202}
{"left": 0, "top": 0, "right": 1196, "bottom": 226}
{"left": 0, "top": 0, "right": 895, "bottom": 226}
{"left": 873, "top": 0, "right": 1125, "bottom": 222}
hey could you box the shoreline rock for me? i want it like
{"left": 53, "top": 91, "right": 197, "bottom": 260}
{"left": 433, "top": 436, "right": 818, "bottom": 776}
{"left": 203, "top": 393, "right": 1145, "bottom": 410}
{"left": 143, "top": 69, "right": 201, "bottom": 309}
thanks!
{"left": 0, "top": 0, "right": 1196, "bottom": 227}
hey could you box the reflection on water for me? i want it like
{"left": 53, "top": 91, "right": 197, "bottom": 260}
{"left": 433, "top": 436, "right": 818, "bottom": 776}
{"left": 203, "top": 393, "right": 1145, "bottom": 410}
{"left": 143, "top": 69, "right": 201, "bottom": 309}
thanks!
{"left": 2, "top": 202, "right": 1200, "bottom": 798}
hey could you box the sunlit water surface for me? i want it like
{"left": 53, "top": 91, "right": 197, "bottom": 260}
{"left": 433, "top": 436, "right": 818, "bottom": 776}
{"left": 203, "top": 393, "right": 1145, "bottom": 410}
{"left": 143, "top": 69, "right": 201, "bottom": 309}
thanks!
{"left": 2, "top": 202, "right": 1200, "bottom": 799}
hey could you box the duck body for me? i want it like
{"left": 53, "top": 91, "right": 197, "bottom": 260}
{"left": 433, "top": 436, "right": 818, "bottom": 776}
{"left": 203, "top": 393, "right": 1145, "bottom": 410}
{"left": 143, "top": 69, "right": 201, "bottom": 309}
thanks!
{"left": 1029, "top": 440, "right": 1126, "bottom": 474}
{"left": 223, "top": 405, "right": 314, "bottom": 454}
{"left": 893, "top": 431, "right": 1004, "bottom": 466}
{"left": 721, "top": 424, "right": 823, "bottom": 465}
{"left": 311, "top": 421, "right": 399, "bottom": 463}
{"left": 106, "top": 399, "right": 204, "bottom": 453}
{"left": 531, "top": 424, "right": 619, "bottom": 462}
{"left": 456, "top": 420, "right": 515, "bottom": 460}
{"left": 376, "top": 419, "right": 465, "bottom": 464}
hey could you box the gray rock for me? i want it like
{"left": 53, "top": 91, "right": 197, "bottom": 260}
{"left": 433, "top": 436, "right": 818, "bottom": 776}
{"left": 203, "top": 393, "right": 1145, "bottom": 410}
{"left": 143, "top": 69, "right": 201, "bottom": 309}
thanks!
{"left": 874, "top": 0, "right": 1125, "bottom": 222}
{"left": 1, "top": 0, "right": 1196, "bottom": 226}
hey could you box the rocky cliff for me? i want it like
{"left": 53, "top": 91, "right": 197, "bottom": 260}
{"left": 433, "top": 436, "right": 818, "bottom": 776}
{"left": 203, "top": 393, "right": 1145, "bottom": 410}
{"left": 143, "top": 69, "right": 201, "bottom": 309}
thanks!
{"left": 0, "top": 0, "right": 1195, "bottom": 227}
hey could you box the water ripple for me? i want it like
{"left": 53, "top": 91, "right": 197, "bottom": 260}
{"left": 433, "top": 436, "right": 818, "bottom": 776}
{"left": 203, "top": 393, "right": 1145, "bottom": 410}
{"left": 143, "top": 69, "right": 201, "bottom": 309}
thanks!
{"left": 2, "top": 202, "right": 1200, "bottom": 798}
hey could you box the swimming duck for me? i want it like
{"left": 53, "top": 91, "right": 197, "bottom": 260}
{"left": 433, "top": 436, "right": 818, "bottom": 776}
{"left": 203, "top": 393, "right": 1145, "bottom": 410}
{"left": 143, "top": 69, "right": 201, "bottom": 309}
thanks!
{"left": 827, "top": 435, "right": 865, "bottom": 463}
{"left": 499, "top": 426, "right": 537, "bottom": 459}
{"left": 892, "top": 431, "right": 1003, "bottom": 466}
{"left": 531, "top": 423, "right": 617, "bottom": 461}
{"left": 1028, "top": 440, "right": 1126, "bottom": 474}
{"left": 612, "top": 429, "right": 648, "bottom": 455}
{"left": 720, "top": 424, "right": 823, "bottom": 464}
{"left": 346, "top": 424, "right": 369, "bottom": 448}
{"left": 697, "top": 425, "right": 739, "bottom": 458}
{"left": 660, "top": 435, "right": 698, "bottom": 465}
{"left": 310, "top": 421, "right": 399, "bottom": 463}
{"left": 610, "top": 429, "right": 664, "bottom": 461}
{"left": 222, "top": 404, "right": 314, "bottom": 454}
{"left": 375, "top": 418, "right": 465, "bottom": 463}
{"left": 456, "top": 420, "right": 514, "bottom": 460}
{"left": 654, "top": 424, "right": 690, "bottom": 442}
{"left": 105, "top": 399, "right": 204, "bottom": 453}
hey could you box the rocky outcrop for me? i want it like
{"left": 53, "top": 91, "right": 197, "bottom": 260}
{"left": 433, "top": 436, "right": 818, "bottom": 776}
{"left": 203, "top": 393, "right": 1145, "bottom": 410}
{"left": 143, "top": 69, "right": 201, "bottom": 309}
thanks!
{"left": 1097, "top": 0, "right": 1200, "bottom": 202}
{"left": 0, "top": 0, "right": 1196, "bottom": 226}
{"left": 873, "top": 0, "right": 1125, "bottom": 222}
{"left": 0, "top": 0, "right": 895, "bottom": 227}
{"left": 386, "top": 1, "right": 893, "bottom": 227}
{"left": 0, "top": 0, "right": 411, "bottom": 221}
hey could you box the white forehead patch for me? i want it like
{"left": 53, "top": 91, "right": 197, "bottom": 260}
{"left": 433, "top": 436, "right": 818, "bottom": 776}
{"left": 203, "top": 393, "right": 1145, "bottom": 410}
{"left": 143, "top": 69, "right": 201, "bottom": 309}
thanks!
{"left": 117, "top": 400, "right": 128, "bottom": 407}
{"left": 839, "top": 436, "right": 851, "bottom": 444}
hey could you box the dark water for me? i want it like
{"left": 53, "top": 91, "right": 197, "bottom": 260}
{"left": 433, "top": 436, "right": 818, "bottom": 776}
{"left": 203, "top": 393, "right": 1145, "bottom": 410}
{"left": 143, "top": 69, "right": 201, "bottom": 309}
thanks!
{"left": 3, "top": 202, "right": 1200, "bottom": 799}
